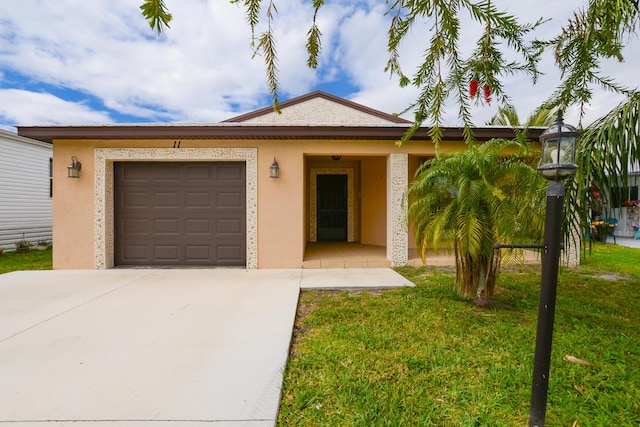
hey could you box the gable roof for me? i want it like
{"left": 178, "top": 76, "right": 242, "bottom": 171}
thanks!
{"left": 224, "top": 90, "right": 411, "bottom": 125}
{"left": 16, "top": 91, "right": 544, "bottom": 143}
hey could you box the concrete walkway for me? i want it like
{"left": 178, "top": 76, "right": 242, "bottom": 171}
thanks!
{"left": 0, "top": 268, "right": 412, "bottom": 426}
{"left": 616, "top": 236, "right": 640, "bottom": 249}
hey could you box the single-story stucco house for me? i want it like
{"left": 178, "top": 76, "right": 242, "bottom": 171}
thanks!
{"left": 0, "top": 128, "right": 53, "bottom": 251}
{"left": 17, "top": 91, "right": 543, "bottom": 270}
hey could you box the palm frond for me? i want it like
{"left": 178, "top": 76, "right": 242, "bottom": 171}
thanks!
{"left": 139, "top": 0, "right": 172, "bottom": 33}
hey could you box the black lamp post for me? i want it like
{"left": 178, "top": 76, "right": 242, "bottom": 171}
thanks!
{"left": 529, "top": 110, "right": 579, "bottom": 427}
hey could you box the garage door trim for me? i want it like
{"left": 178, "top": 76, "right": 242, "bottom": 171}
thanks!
{"left": 94, "top": 148, "right": 257, "bottom": 269}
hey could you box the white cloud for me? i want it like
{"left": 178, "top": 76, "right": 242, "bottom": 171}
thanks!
{"left": 0, "top": 0, "right": 267, "bottom": 123}
{"left": 0, "top": 0, "right": 638, "bottom": 128}
{"left": 0, "top": 89, "right": 112, "bottom": 125}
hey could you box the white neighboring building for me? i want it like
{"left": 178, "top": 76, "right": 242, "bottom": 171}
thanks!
{"left": 0, "top": 129, "right": 52, "bottom": 250}
{"left": 610, "top": 171, "right": 640, "bottom": 238}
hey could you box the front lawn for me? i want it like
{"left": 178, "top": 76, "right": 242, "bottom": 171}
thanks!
{"left": 0, "top": 248, "right": 53, "bottom": 275}
{"left": 278, "top": 244, "right": 640, "bottom": 426}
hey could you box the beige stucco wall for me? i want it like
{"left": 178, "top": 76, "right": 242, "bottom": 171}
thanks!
{"left": 258, "top": 147, "right": 304, "bottom": 268}
{"left": 51, "top": 136, "right": 466, "bottom": 269}
{"left": 53, "top": 141, "right": 96, "bottom": 269}
{"left": 361, "top": 157, "right": 387, "bottom": 246}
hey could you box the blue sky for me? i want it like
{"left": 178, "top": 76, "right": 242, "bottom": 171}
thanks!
{"left": 1, "top": 0, "right": 638, "bottom": 132}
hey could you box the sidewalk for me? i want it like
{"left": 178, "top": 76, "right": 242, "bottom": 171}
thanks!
{"left": 614, "top": 236, "right": 640, "bottom": 249}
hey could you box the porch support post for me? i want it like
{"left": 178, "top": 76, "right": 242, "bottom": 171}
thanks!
{"left": 387, "top": 153, "right": 408, "bottom": 266}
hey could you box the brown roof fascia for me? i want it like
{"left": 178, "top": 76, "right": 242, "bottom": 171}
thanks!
{"left": 17, "top": 124, "right": 544, "bottom": 145}
{"left": 223, "top": 90, "right": 412, "bottom": 124}
{"left": 17, "top": 125, "right": 544, "bottom": 144}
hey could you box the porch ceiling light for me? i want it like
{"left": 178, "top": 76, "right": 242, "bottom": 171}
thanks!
{"left": 538, "top": 110, "right": 578, "bottom": 181}
{"left": 270, "top": 157, "right": 280, "bottom": 178}
{"left": 67, "top": 156, "right": 82, "bottom": 178}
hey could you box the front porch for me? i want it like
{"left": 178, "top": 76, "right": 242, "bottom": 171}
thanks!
{"left": 303, "top": 242, "right": 452, "bottom": 268}
{"left": 302, "top": 242, "right": 542, "bottom": 269}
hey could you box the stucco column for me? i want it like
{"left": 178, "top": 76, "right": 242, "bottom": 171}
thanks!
{"left": 387, "top": 153, "right": 408, "bottom": 266}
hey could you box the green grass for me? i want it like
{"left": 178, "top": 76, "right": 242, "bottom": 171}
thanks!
{"left": 278, "top": 244, "right": 640, "bottom": 426}
{"left": 0, "top": 248, "right": 52, "bottom": 274}
{"left": 0, "top": 242, "right": 637, "bottom": 424}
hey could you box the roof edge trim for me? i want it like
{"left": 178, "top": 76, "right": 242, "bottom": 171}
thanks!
{"left": 17, "top": 124, "right": 544, "bottom": 144}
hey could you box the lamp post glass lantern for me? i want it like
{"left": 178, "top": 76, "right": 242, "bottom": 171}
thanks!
{"left": 529, "top": 110, "right": 578, "bottom": 427}
{"left": 538, "top": 110, "right": 578, "bottom": 180}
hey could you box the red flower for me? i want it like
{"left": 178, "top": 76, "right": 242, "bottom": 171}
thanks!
{"left": 483, "top": 84, "right": 492, "bottom": 103}
{"left": 469, "top": 79, "right": 479, "bottom": 97}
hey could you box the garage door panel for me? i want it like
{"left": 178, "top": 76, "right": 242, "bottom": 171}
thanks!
{"left": 185, "top": 192, "right": 211, "bottom": 207}
{"left": 152, "top": 165, "right": 180, "bottom": 181}
{"left": 155, "top": 192, "right": 180, "bottom": 207}
{"left": 123, "top": 245, "right": 148, "bottom": 261}
{"left": 123, "top": 192, "right": 148, "bottom": 208}
{"left": 185, "top": 245, "right": 211, "bottom": 260}
{"left": 123, "top": 218, "right": 148, "bottom": 234}
{"left": 115, "top": 162, "right": 246, "bottom": 266}
{"left": 185, "top": 165, "right": 212, "bottom": 180}
{"left": 185, "top": 218, "right": 211, "bottom": 234}
{"left": 216, "top": 218, "right": 242, "bottom": 235}
{"left": 216, "top": 164, "right": 244, "bottom": 180}
{"left": 153, "top": 245, "right": 180, "bottom": 262}
{"left": 217, "top": 245, "right": 243, "bottom": 262}
{"left": 216, "top": 192, "right": 243, "bottom": 208}
{"left": 154, "top": 218, "right": 180, "bottom": 234}
{"left": 122, "top": 167, "right": 149, "bottom": 182}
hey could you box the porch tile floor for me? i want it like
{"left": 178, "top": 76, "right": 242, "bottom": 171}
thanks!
{"left": 302, "top": 242, "right": 456, "bottom": 268}
{"left": 303, "top": 242, "right": 541, "bottom": 269}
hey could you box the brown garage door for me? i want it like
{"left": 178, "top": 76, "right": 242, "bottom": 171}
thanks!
{"left": 114, "top": 162, "right": 246, "bottom": 267}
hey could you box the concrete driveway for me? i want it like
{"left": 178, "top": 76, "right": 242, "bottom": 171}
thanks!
{"left": 0, "top": 268, "right": 412, "bottom": 426}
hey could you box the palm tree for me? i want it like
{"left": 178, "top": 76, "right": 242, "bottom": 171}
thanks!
{"left": 408, "top": 138, "right": 545, "bottom": 307}
{"left": 486, "top": 105, "right": 555, "bottom": 128}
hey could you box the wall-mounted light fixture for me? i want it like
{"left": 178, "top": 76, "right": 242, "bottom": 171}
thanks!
{"left": 67, "top": 156, "right": 82, "bottom": 178}
{"left": 270, "top": 158, "right": 280, "bottom": 178}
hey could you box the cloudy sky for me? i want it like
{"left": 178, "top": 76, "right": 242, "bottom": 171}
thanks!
{"left": 0, "top": 0, "right": 638, "bottom": 132}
